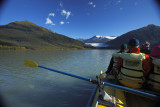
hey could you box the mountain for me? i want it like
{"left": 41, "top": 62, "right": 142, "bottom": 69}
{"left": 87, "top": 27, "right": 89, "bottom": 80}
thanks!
{"left": 79, "top": 35, "right": 117, "bottom": 43}
{"left": 0, "top": 20, "right": 84, "bottom": 49}
{"left": 107, "top": 24, "right": 160, "bottom": 48}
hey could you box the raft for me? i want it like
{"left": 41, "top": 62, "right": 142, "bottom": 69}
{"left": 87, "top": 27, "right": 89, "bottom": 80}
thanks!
{"left": 87, "top": 75, "right": 160, "bottom": 107}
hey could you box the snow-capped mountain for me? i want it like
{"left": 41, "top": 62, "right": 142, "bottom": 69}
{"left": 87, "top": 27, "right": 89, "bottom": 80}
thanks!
{"left": 94, "top": 35, "right": 117, "bottom": 40}
{"left": 79, "top": 35, "right": 117, "bottom": 43}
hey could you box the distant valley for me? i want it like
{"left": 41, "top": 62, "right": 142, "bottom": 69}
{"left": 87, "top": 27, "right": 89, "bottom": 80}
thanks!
{"left": 78, "top": 35, "right": 116, "bottom": 48}
{"left": 78, "top": 35, "right": 116, "bottom": 43}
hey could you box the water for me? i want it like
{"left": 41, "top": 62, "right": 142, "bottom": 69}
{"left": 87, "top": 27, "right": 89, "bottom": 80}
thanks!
{"left": 0, "top": 49, "right": 117, "bottom": 107}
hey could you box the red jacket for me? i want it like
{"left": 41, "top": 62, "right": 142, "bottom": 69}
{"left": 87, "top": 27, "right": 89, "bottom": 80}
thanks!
{"left": 116, "top": 46, "right": 151, "bottom": 76}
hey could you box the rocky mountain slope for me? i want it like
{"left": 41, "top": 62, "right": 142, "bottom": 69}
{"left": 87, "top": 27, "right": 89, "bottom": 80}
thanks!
{"left": 107, "top": 24, "right": 160, "bottom": 48}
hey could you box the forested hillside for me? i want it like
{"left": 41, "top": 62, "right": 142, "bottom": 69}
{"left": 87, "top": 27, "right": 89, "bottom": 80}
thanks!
{"left": 0, "top": 21, "right": 85, "bottom": 49}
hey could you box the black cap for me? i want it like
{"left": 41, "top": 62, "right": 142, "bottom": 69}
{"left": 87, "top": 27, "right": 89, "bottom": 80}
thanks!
{"left": 128, "top": 38, "right": 139, "bottom": 47}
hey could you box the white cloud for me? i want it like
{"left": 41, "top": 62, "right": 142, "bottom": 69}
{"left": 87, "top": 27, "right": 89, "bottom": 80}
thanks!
{"left": 66, "top": 12, "right": 71, "bottom": 19}
{"left": 61, "top": 9, "right": 71, "bottom": 19}
{"left": 48, "top": 13, "right": 55, "bottom": 17}
{"left": 88, "top": 1, "right": 96, "bottom": 8}
{"left": 45, "top": 17, "right": 55, "bottom": 26}
{"left": 61, "top": 9, "right": 67, "bottom": 15}
{"left": 88, "top": 2, "right": 93, "bottom": 5}
{"left": 60, "top": 21, "right": 64, "bottom": 24}
{"left": 60, "top": 2, "right": 63, "bottom": 7}
{"left": 93, "top": 5, "right": 96, "bottom": 8}
{"left": 45, "top": 13, "right": 55, "bottom": 26}
{"left": 116, "top": 0, "right": 121, "bottom": 4}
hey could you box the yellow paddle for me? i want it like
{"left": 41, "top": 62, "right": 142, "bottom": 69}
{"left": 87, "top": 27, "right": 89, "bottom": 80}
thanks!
{"left": 24, "top": 59, "right": 38, "bottom": 68}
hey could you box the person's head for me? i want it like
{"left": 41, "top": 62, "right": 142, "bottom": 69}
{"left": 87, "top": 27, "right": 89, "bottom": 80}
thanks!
{"left": 128, "top": 38, "right": 139, "bottom": 48}
{"left": 120, "top": 43, "right": 128, "bottom": 52}
{"left": 150, "top": 45, "right": 160, "bottom": 59}
{"left": 144, "top": 41, "right": 150, "bottom": 48}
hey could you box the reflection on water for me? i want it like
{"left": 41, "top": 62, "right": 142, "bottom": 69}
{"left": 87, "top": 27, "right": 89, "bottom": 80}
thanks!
{"left": 0, "top": 49, "right": 117, "bottom": 107}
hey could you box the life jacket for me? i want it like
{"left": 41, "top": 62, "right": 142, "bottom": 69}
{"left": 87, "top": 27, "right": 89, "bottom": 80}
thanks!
{"left": 118, "top": 52, "right": 146, "bottom": 88}
{"left": 147, "top": 57, "right": 160, "bottom": 92}
{"left": 112, "top": 52, "right": 121, "bottom": 74}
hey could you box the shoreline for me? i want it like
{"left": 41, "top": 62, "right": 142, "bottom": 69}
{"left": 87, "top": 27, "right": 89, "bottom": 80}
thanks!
{"left": 0, "top": 45, "right": 119, "bottom": 50}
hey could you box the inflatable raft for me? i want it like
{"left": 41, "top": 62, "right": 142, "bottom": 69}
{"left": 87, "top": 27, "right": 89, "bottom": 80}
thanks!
{"left": 87, "top": 74, "right": 159, "bottom": 107}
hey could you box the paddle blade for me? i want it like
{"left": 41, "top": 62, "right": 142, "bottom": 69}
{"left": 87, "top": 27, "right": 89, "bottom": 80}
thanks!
{"left": 100, "top": 70, "right": 103, "bottom": 74}
{"left": 24, "top": 59, "right": 38, "bottom": 68}
{"left": 99, "top": 70, "right": 106, "bottom": 79}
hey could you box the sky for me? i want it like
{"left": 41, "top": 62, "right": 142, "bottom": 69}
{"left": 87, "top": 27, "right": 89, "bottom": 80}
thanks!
{"left": 0, "top": 0, "right": 160, "bottom": 39}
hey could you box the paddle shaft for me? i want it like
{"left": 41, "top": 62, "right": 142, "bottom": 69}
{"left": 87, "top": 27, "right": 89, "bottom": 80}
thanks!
{"left": 103, "top": 82, "right": 159, "bottom": 100}
{"left": 38, "top": 65, "right": 90, "bottom": 81}
{"left": 38, "top": 65, "right": 160, "bottom": 100}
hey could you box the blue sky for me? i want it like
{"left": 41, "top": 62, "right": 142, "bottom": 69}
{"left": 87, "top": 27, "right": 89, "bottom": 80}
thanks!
{"left": 0, "top": 0, "right": 160, "bottom": 39}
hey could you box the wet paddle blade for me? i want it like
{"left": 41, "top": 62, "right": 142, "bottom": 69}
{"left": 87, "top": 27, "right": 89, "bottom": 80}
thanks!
{"left": 24, "top": 59, "right": 38, "bottom": 68}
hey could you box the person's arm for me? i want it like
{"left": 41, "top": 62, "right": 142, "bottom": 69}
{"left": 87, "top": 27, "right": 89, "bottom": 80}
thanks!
{"left": 105, "top": 57, "right": 114, "bottom": 74}
{"left": 116, "top": 57, "right": 123, "bottom": 72}
{"left": 142, "top": 54, "right": 151, "bottom": 76}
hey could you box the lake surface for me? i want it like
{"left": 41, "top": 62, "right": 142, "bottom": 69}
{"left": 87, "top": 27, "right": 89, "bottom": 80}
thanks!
{"left": 0, "top": 49, "right": 117, "bottom": 107}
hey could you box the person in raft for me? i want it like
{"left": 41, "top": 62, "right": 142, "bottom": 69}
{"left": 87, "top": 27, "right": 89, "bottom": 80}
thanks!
{"left": 147, "top": 45, "right": 160, "bottom": 92}
{"left": 116, "top": 38, "right": 151, "bottom": 89}
{"left": 141, "top": 41, "right": 151, "bottom": 55}
{"left": 105, "top": 44, "right": 128, "bottom": 75}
